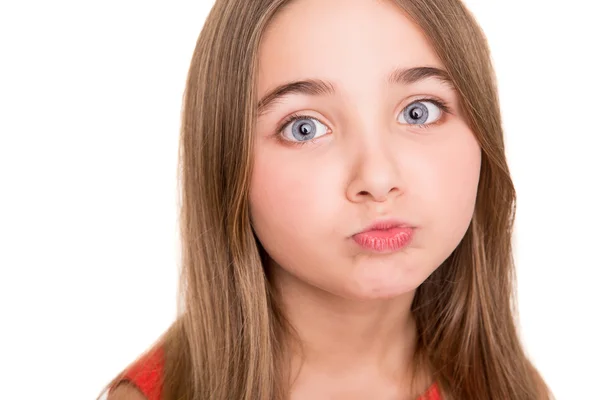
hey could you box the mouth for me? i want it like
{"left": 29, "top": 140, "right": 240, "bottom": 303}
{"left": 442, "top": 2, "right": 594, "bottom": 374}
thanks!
{"left": 352, "top": 219, "right": 415, "bottom": 253}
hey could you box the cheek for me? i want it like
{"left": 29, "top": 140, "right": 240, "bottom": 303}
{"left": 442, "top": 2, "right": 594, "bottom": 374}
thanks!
{"left": 420, "top": 133, "right": 481, "bottom": 240}
{"left": 249, "top": 150, "right": 337, "bottom": 254}
{"left": 250, "top": 156, "right": 328, "bottom": 215}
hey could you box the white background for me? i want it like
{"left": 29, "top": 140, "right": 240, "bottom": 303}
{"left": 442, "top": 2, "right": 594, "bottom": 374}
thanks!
{"left": 1, "top": 1, "right": 598, "bottom": 399}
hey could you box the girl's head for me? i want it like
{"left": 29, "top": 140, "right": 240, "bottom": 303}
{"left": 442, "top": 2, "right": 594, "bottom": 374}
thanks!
{"left": 103, "top": 0, "right": 551, "bottom": 399}
{"left": 250, "top": 0, "right": 481, "bottom": 301}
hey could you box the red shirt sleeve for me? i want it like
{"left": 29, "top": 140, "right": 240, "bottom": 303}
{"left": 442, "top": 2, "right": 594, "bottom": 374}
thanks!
{"left": 421, "top": 382, "right": 441, "bottom": 400}
{"left": 110, "top": 347, "right": 164, "bottom": 400}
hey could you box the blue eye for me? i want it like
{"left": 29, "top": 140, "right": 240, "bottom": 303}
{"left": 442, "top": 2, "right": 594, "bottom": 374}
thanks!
{"left": 279, "top": 115, "right": 329, "bottom": 143}
{"left": 398, "top": 100, "right": 444, "bottom": 126}
{"left": 275, "top": 98, "right": 450, "bottom": 147}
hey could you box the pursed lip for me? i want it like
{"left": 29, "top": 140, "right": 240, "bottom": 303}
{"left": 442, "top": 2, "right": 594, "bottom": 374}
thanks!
{"left": 354, "top": 218, "right": 414, "bottom": 235}
{"left": 351, "top": 218, "right": 415, "bottom": 253}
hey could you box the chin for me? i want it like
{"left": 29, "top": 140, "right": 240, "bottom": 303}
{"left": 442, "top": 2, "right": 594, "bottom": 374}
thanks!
{"left": 340, "top": 259, "right": 427, "bottom": 300}
{"left": 341, "top": 275, "right": 422, "bottom": 300}
{"left": 343, "top": 283, "right": 418, "bottom": 300}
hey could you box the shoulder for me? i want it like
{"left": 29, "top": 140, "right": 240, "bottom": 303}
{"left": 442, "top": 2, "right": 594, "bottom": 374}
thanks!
{"left": 107, "top": 383, "right": 147, "bottom": 400}
{"left": 107, "top": 347, "right": 165, "bottom": 400}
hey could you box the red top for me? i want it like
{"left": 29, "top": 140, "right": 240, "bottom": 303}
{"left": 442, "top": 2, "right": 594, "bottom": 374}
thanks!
{"left": 111, "top": 347, "right": 164, "bottom": 400}
{"left": 111, "top": 347, "right": 441, "bottom": 400}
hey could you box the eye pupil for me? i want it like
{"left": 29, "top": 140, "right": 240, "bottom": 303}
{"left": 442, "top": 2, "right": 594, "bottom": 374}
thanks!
{"left": 410, "top": 108, "right": 423, "bottom": 119}
{"left": 404, "top": 102, "right": 429, "bottom": 124}
{"left": 292, "top": 119, "right": 317, "bottom": 141}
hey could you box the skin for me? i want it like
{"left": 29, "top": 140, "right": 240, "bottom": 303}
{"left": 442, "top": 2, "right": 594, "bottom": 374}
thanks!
{"left": 250, "top": 0, "right": 481, "bottom": 398}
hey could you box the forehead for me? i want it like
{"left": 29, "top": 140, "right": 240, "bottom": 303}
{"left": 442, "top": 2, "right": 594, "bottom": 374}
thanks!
{"left": 257, "top": 0, "right": 444, "bottom": 96}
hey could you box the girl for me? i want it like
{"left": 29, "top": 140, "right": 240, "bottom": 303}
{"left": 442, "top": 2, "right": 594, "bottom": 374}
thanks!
{"left": 101, "top": 0, "right": 553, "bottom": 398}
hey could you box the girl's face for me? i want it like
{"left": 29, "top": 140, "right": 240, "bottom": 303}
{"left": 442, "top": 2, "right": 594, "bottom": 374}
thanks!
{"left": 250, "top": 0, "right": 481, "bottom": 300}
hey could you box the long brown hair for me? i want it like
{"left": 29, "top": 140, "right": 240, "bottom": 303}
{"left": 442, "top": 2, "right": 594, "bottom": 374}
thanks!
{"left": 100, "top": 0, "right": 553, "bottom": 398}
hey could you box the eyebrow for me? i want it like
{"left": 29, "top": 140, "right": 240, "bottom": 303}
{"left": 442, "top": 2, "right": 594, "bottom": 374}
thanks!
{"left": 256, "top": 66, "right": 454, "bottom": 117}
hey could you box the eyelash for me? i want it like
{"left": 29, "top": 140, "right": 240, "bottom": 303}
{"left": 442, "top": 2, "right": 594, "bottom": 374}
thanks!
{"left": 275, "top": 97, "right": 452, "bottom": 147}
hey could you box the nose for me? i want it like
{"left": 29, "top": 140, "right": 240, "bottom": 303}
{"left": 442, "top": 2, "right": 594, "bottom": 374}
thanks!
{"left": 345, "top": 138, "right": 404, "bottom": 204}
